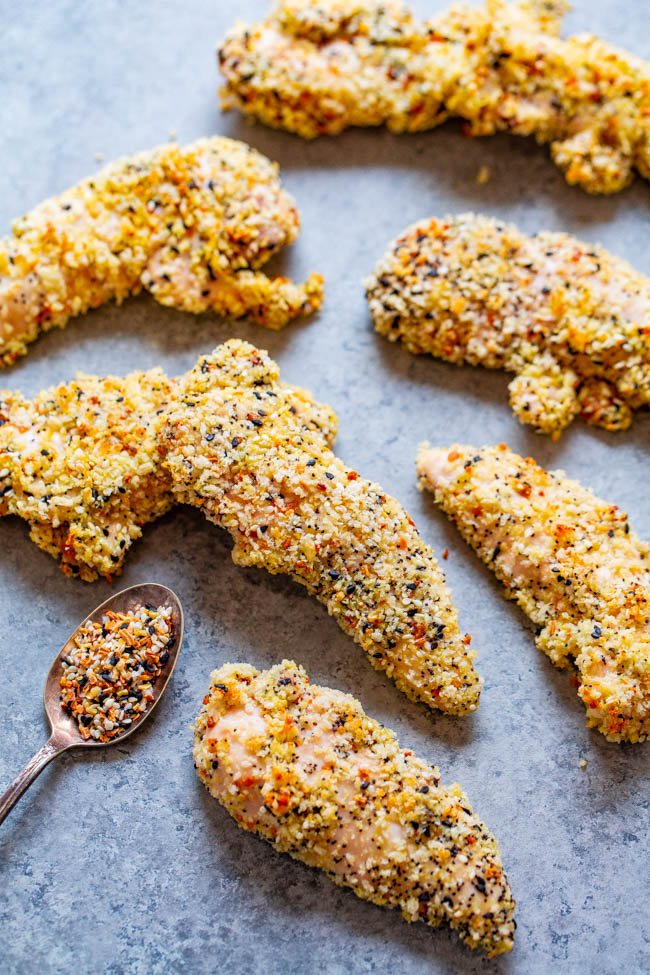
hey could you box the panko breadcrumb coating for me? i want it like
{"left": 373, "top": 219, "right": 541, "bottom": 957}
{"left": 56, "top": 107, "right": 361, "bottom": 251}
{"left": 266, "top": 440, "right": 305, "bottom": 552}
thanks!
{"left": 451, "top": 0, "right": 650, "bottom": 195}
{"left": 219, "top": 0, "right": 650, "bottom": 193}
{"left": 417, "top": 443, "right": 650, "bottom": 742}
{"left": 0, "top": 369, "right": 175, "bottom": 580}
{"left": 0, "top": 137, "right": 323, "bottom": 367}
{"left": 194, "top": 660, "right": 515, "bottom": 955}
{"left": 366, "top": 213, "right": 650, "bottom": 437}
{"left": 219, "top": 0, "right": 461, "bottom": 138}
{"left": 162, "top": 339, "right": 481, "bottom": 714}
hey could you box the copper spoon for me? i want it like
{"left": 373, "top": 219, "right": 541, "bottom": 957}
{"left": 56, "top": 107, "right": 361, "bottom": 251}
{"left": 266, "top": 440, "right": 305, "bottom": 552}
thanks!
{"left": 0, "top": 583, "right": 184, "bottom": 826}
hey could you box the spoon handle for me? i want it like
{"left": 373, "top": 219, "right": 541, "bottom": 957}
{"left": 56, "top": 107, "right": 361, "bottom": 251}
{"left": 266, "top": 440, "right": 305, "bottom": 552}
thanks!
{"left": 0, "top": 737, "right": 64, "bottom": 826}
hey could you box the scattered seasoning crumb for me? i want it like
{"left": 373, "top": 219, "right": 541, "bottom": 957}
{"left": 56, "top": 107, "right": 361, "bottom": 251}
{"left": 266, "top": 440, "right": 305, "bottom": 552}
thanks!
{"left": 60, "top": 604, "right": 173, "bottom": 742}
{"left": 95, "top": 152, "right": 104, "bottom": 163}
{"left": 442, "top": 548, "right": 449, "bottom": 559}
{"left": 579, "top": 759, "right": 588, "bottom": 769}
{"left": 476, "top": 165, "right": 490, "bottom": 185}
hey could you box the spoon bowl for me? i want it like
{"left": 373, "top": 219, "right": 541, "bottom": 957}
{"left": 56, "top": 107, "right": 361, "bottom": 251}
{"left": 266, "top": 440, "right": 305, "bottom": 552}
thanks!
{"left": 0, "top": 583, "right": 184, "bottom": 825}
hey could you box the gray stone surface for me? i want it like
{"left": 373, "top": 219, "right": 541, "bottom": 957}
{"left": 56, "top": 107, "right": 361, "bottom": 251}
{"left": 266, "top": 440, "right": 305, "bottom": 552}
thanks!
{"left": 1, "top": 1, "right": 649, "bottom": 972}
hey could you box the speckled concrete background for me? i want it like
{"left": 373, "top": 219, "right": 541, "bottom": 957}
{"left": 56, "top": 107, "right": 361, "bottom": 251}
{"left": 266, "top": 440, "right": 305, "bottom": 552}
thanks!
{"left": 1, "top": 1, "right": 649, "bottom": 972}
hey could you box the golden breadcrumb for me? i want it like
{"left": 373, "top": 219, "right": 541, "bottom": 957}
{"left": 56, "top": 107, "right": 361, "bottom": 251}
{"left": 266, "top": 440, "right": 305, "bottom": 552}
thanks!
{"left": 417, "top": 443, "right": 650, "bottom": 742}
{"left": 218, "top": 1, "right": 457, "bottom": 138}
{"left": 0, "top": 370, "right": 175, "bottom": 580}
{"left": 162, "top": 339, "right": 481, "bottom": 714}
{"left": 0, "top": 137, "right": 323, "bottom": 367}
{"left": 450, "top": 0, "right": 650, "bottom": 194}
{"left": 194, "top": 659, "right": 515, "bottom": 955}
{"left": 219, "top": 0, "right": 650, "bottom": 193}
{"left": 366, "top": 213, "right": 650, "bottom": 437}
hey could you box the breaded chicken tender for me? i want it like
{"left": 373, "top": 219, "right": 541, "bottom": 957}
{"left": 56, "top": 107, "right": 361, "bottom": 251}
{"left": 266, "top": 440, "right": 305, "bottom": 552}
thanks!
{"left": 218, "top": 0, "right": 460, "bottom": 138}
{"left": 366, "top": 213, "right": 650, "bottom": 437}
{"left": 0, "top": 369, "right": 175, "bottom": 580}
{"left": 417, "top": 443, "right": 650, "bottom": 742}
{"left": 219, "top": 0, "right": 650, "bottom": 193}
{"left": 452, "top": 0, "right": 650, "bottom": 194}
{"left": 0, "top": 137, "right": 323, "bottom": 367}
{"left": 162, "top": 339, "right": 481, "bottom": 714}
{"left": 194, "top": 659, "right": 515, "bottom": 955}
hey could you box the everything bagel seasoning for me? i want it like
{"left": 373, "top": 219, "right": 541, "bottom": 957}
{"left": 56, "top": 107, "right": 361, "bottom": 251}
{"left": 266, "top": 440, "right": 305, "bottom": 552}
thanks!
{"left": 59, "top": 604, "right": 173, "bottom": 742}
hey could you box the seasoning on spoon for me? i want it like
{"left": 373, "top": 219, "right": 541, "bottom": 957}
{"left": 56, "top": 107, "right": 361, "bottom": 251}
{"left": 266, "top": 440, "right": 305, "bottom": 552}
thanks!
{"left": 59, "top": 604, "right": 174, "bottom": 742}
